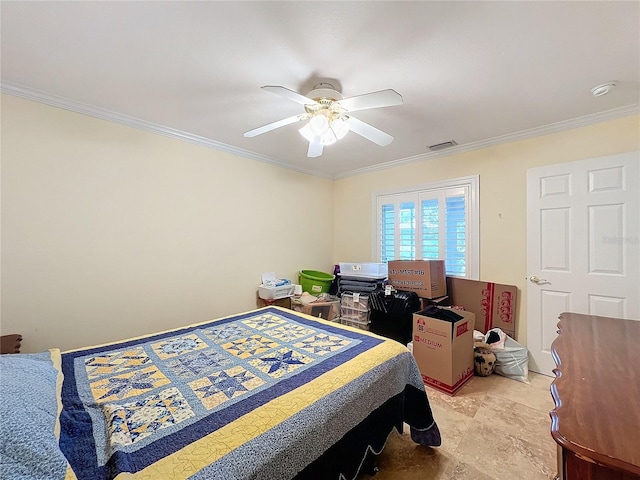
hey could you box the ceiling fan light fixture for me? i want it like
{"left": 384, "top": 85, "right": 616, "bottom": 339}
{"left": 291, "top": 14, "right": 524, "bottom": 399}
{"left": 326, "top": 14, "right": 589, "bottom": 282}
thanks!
{"left": 330, "top": 117, "right": 350, "bottom": 140}
{"left": 298, "top": 122, "right": 316, "bottom": 142}
{"left": 248, "top": 83, "right": 403, "bottom": 158}
{"left": 309, "top": 115, "right": 329, "bottom": 135}
{"left": 306, "top": 83, "right": 343, "bottom": 103}
{"left": 323, "top": 131, "right": 338, "bottom": 145}
{"left": 299, "top": 114, "right": 344, "bottom": 148}
{"left": 298, "top": 125, "right": 336, "bottom": 146}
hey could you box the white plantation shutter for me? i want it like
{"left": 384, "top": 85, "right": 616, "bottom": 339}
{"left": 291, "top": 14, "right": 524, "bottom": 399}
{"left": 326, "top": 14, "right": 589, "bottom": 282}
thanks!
{"left": 378, "top": 194, "right": 416, "bottom": 262}
{"left": 376, "top": 177, "right": 478, "bottom": 279}
{"left": 444, "top": 192, "right": 467, "bottom": 276}
{"left": 420, "top": 197, "right": 439, "bottom": 259}
{"left": 399, "top": 201, "right": 416, "bottom": 260}
{"left": 380, "top": 204, "right": 395, "bottom": 263}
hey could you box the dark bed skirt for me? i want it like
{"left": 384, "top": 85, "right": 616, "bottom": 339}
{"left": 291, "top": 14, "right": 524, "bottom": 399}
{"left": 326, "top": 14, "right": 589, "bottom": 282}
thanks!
{"left": 293, "top": 390, "right": 406, "bottom": 480}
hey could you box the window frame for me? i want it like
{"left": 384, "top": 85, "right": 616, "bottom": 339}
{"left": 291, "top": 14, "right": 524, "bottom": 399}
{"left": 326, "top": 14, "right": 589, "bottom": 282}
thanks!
{"left": 372, "top": 175, "right": 480, "bottom": 280}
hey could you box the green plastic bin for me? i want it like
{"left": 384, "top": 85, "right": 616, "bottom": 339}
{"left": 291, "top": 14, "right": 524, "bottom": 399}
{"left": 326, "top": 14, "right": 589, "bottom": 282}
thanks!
{"left": 299, "top": 270, "right": 335, "bottom": 294}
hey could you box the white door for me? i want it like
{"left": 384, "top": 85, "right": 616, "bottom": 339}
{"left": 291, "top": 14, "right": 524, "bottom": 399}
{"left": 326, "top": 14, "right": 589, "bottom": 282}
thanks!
{"left": 527, "top": 151, "right": 640, "bottom": 375}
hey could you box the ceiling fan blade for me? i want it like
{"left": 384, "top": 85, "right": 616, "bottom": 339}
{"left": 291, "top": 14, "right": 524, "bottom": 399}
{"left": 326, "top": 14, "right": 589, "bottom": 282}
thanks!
{"left": 261, "top": 85, "right": 318, "bottom": 106}
{"left": 347, "top": 116, "right": 394, "bottom": 146}
{"left": 337, "top": 89, "right": 403, "bottom": 113}
{"left": 243, "top": 115, "right": 305, "bottom": 138}
{"left": 307, "top": 137, "right": 324, "bottom": 157}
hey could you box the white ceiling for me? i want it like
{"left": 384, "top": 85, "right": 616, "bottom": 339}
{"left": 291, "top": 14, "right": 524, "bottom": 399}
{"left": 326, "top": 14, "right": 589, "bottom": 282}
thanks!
{"left": 2, "top": 1, "right": 639, "bottom": 179}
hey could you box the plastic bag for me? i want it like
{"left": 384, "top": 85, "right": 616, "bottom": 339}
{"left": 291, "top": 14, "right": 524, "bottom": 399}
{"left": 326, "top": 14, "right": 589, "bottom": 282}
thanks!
{"left": 473, "top": 330, "right": 485, "bottom": 342}
{"left": 492, "top": 337, "right": 530, "bottom": 384}
{"left": 486, "top": 328, "right": 530, "bottom": 384}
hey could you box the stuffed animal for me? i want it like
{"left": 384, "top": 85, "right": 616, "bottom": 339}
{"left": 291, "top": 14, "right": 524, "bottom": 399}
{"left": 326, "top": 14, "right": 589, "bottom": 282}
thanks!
{"left": 474, "top": 341, "right": 496, "bottom": 376}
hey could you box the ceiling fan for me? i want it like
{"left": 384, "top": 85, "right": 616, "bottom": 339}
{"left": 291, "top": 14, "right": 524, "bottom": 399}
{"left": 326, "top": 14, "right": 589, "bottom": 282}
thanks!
{"left": 244, "top": 83, "right": 403, "bottom": 158}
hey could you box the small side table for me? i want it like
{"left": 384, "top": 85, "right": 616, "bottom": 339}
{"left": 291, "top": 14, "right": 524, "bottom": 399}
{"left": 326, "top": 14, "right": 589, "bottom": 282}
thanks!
{"left": 0, "top": 334, "right": 23, "bottom": 354}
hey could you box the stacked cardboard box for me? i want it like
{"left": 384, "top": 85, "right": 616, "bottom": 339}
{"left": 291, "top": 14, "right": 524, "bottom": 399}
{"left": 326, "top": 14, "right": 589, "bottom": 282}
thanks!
{"left": 387, "top": 260, "right": 446, "bottom": 299}
{"left": 412, "top": 307, "right": 475, "bottom": 396}
{"left": 446, "top": 277, "right": 518, "bottom": 339}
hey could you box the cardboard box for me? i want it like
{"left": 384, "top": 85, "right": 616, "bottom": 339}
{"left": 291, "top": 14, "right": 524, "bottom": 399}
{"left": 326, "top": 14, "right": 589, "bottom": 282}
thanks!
{"left": 446, "top": 277, "right": 518, "bottom": 339}
{"left": 412, "top": 307, "right": 474, "bottom": 395}
{"left": 258, "top": 296, "right": 291, "bottom": 309}
{"left": 387, "top": 260, "right": 446, "bottom": 299}
{"left": 301, "top": 300, "right": 340, "bottom": 321}
{"left": 419, "top": 295, "right": 451, "bottom": 309}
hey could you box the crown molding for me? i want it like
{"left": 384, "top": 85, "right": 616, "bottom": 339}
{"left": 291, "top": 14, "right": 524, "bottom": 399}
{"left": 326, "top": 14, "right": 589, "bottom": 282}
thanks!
{"left": 0, "top": 82, "right": 333, "bottom": 180}
{"left": 335, "top": 103, "right": 639, "bottom": 179}
{"left": 2, "top": 81, "right": 636, "bottom": 181}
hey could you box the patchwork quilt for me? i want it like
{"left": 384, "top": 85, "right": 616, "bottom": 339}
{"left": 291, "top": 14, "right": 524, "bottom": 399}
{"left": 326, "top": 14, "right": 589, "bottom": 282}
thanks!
{"left": 58, "top": 307, "right": 437, "bottom": 480}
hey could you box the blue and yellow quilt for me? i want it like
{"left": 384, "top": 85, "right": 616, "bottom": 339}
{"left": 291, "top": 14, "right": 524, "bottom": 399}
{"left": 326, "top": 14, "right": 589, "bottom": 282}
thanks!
{"left": 59, "top": 307, "right": 437, "bottom": 480}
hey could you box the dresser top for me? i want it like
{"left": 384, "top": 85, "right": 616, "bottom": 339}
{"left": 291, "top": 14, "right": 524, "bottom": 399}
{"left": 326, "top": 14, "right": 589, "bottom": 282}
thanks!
{"left": 550, "top": 312, "right": 640, "bottom": 475}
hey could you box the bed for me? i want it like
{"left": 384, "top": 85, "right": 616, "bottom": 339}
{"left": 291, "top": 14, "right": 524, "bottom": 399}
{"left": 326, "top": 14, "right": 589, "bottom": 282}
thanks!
{"left": 0, "top": 306, "right": 440, "bottom": 480}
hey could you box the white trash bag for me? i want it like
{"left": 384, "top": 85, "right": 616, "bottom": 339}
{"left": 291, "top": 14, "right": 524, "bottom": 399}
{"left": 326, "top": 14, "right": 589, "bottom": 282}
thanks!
{"left": 485, "top": 328, "right": 530, "bottom": 384}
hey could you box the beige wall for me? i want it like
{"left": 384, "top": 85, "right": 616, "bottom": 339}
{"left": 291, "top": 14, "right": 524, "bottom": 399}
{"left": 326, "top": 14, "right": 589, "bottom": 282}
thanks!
{"left": 2, "top": 93, "right": 638, "bottom": 352}
{"left": 332, "top": 114, "right": 640, "bottom": 343}
{"left": 1, "top": 94, "right": 334, "bottom": 352}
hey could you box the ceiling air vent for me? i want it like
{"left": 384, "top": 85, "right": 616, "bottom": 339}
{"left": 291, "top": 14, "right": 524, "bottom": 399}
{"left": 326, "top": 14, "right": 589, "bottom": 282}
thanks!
{"left": 428, "top": 140, "right": 458, "bottom": 151}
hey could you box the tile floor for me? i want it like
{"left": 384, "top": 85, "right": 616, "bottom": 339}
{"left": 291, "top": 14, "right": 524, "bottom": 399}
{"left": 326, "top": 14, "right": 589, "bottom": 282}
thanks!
{"left": 359, "top": 372, "right": 558, "bottom": 480}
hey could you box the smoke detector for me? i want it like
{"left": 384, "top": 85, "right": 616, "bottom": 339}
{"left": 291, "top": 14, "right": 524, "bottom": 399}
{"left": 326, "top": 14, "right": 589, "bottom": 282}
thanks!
{"left": 591, "top": 82, "right": 616, "bottom": 97}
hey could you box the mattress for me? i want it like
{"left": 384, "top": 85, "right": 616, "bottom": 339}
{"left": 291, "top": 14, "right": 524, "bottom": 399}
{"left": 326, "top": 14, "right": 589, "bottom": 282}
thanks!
{"left": 55, "top": 306, "right": 439, "bottom": 479}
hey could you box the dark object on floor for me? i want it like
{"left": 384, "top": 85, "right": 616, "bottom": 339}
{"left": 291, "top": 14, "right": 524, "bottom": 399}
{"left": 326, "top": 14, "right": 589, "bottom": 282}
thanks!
{"left": 328, "top": 264, "right": 340, "bottom": 295}
{"left": 0, "top": 334, "right": 22, "bottom": 354}
{"left": 369, "top": 290, "right": 421, "bottom": 344}
{"left": 419, "top": 305, "right": 464, "bottom": 323}
{"left": 486, "top": 330, "right": 501, "bottom": 345}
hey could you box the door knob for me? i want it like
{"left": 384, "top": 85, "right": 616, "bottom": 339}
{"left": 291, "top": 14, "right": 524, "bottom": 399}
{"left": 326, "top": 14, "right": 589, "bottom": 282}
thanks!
{"left": 529, "top": 275, "right": 548, "bottom": 284}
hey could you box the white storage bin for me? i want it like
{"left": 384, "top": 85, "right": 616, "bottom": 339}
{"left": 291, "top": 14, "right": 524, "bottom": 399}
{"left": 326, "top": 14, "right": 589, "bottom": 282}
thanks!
{"left": 340, "top": 317, "right": 370, "bottom": 331}
{"left": 340, "top": 293, "right": 370, "bottom": 310}
{"left": 338, "top": 262, "right": 388, "bottom": 280}
{"left": 340, "top": 305, "right": 370, "bottom": 323}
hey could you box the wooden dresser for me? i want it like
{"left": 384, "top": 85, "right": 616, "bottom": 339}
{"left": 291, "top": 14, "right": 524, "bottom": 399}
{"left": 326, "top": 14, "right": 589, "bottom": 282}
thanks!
{"left": 550, "top": 312, "right": 640, "bottom": 480}
{"left": 0, "top": 334, "right": 22, "bottom": 354}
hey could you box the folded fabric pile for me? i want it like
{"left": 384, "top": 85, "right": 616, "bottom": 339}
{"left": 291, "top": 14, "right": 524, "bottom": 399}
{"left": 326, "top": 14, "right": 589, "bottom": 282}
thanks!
{"left": 337, "top": 277, "right": 385, "bottom": 295}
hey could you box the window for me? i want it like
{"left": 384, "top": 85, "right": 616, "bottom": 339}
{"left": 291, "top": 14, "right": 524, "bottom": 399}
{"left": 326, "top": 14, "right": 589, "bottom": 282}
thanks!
{"left": 375, "top": 176, "right": 479, "bottom": 279}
